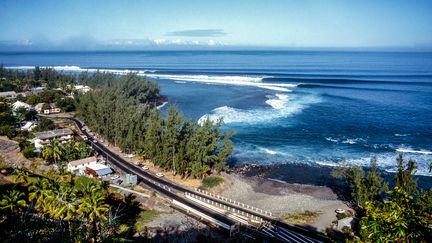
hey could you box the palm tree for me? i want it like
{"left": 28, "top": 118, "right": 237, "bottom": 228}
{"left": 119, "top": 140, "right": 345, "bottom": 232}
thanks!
{"left": 0, "top": 190, "right": 28, "bottom": 215}
{"left": 77, "top": 192, "right": 109, "bottom": 242}
{"left": 15, "top": 168, "right": 30, "bottom": 185}
{"left": 41, "top": 139, "right": 63, "bottom": 164}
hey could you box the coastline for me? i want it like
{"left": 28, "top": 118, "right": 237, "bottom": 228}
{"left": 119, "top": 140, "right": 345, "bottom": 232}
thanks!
{"left": 230, "top": 162, "right": 432, "bottom": 192}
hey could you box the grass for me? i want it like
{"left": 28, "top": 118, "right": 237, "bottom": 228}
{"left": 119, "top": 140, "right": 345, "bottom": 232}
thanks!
{"left": 199, "top": 176, "right": 224, "bottom": 190}
{"left": 6, "top": 174, "right": 39, "bottom": 183}
{"left": 281, "top": 210, "right": 322, "bottom": 225}
{"left": 134, "top": 210, "right": 161, "bottom": 232}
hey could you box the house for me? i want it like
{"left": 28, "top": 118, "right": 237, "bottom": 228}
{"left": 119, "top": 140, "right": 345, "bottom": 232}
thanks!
{"left": 34, "top": 103, "right": 45, "bottom": 113}
{"left": 21, "top": 121, "right": 35, "bottom": 131}
{"left": 85, "top": 163, "right": 113, "bottom": 177}
{"left": 31, "top": 87, "right": 45, "bottom": 94}
{"left": 12, "top": 101, "right": 31, "bottom": 111}
{"left": 0, "top": 91, "right": 17, "bottom": 99}
{"left": 337, "top": 217, "right": 354, "bottom": 232}
{"left": 74, "top": 85, "right": 91, "bottom": 93}
{"left": 67, "top": 156, "right": 97, "bottom": 175}
{"left": 34, "top": 102, "right": 61, "bottom": 114}
{"left": 34, "top": 128, "right": 74, "bottom": 150}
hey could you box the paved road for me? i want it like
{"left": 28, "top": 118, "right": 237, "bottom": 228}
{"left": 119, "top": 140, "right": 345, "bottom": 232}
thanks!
{"left": 58, "top": 116, "right": 330, "bottom": 243}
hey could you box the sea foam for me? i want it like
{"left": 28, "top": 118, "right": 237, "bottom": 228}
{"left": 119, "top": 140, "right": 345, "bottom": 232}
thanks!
{"left": 7, "top": 65, "right": 298, "bottom": 93}
{"left": 199, "top": 94, "right": 320, "bottom": 124}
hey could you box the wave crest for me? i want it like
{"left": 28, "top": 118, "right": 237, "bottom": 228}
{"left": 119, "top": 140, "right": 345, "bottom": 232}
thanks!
{"left": 199, "top": 94, "right": 320, "bottom": 124}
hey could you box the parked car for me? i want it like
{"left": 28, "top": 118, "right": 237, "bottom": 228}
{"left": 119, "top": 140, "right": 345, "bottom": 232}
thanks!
{"left": 156, "top": 173, "right": 164, "bottom": 178}
{"left": 142, "top": 166, "right": 149, "bottom": 170}
{"left": 335, "top": 208, "right": 346, "bottom": 214}
{"left": 116, "top": 179, "right": 123, "bottom": 185}
{"left": 110, "top": 175, "right": 120, "bottom": 180}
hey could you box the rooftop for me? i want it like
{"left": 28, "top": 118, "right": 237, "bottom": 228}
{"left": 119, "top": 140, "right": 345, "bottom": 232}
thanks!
{"left": 35, "top": 128, "right": 74, "bottom": 140}
{"left": 69, "top": 156, "right": 97, "bottom": 166}
{"left": 0, "top": 91, "right": 17, "bottom": 97}
{"left": 86, "top": 163, "right": 113, "bottom": 176}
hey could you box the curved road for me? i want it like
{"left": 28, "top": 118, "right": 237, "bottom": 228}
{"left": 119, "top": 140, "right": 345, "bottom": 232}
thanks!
{"left": 56, "top": 116, "right": 330, "bottom": 243}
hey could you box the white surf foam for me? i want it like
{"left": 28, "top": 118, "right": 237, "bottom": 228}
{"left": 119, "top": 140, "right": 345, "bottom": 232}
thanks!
{"left": 199, "top": 94, "right": 320, "bottom": 124}
{"left": 262, "top": 148, "right": 278, "bottom": 155}
{"left": 257, "top": 85, "right": 293, "bottom": 92}
{"left": 7, "top": 65, "right": 297, "bottom": 93}
{"left": 265, "top": 94, "right": 289, "bottom": 109}
{"left": 156, "top": 101, "right": 168, "bottom": 110}
{"left": 325, "top": 137, "right": 365, "bottom": 144}
{"left": 325, "top": 137, "right": 339, "bottom": 143}
{"left": 341, "top": 138, "right": 365, "bottom": 145}
{"left": 396, "top": 148, "right": 432, "bottom": 155}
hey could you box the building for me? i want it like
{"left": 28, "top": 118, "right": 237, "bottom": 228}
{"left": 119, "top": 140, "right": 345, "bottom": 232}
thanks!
{"left": 85, "top": 163, "right": 113, "bottom": 177}
{"left": 21, "top": 121, "right": 35, "bottom": 131}
{"left": 34, "top": 128, "right": 74, "bottom": 150}
{"left": 67, "top": 156, "right": 97, "bottom": 175}
{"left": 337, "top": 217, "right": 354, "bottom": 231}
{"left": 74, "top": 85, "right": 91, "bottom": 93}
{"left": 34, "top": 103, "right": 45, "bottom": 113}
{"left": 12, "top": 101, "right": 31, "bottom": 111}
{"left": 34, "top": 102, "right": 61, "bottom": 114}
{"left": 0, "top": 91, "right": 17, "bottom": 99}
{"left": 31, "top": 87, "right": 45, "bottom": 94}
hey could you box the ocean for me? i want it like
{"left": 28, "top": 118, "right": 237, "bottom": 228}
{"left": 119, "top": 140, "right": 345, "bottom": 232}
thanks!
{"left": 2, "top": 50, "right": 432, "bottom": 175}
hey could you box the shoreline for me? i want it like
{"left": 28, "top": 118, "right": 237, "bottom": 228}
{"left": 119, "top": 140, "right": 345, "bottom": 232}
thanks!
{"left": 229, "top": 162, "right": 432, "bottom": 190}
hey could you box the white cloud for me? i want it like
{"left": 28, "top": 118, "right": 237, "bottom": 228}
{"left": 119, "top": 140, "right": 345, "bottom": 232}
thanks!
{"left": 153, "top": 39, "right": 166, "bottom": 45}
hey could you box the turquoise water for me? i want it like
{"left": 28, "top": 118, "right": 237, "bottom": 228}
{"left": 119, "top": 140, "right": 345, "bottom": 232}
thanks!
{"left": 2, "top": 50, "right": 432, "bottom": 175}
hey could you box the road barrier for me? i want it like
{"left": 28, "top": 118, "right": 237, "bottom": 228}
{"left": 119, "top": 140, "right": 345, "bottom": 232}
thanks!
{"left": 195, "top": 188, "right": 273, "bottom": 217}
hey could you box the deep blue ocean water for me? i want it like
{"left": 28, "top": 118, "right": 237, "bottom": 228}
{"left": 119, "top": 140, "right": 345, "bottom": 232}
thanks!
{"left": 1, "top": 51, "right": 432, "bottom": 175}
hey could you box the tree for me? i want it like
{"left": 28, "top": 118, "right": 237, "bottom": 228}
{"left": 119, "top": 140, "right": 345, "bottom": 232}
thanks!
{"left": 77, "top": 189, "right": 109, "bottom": 242}
{"left": 359, "top": 187, "right": 430, "bottom": 242}
{"left": 0, "top": 190, "right": 28, "bottom": 215}
{"left": 143, "top": 109, "right": 163, "bottom": 165}
{"left": 395, "top": 153, "right": 418, "bottom": 195}
{"left": 41, "top": 139, "right": 63, "bottom": 164}
{"left": 34, "top": 116, "right": 55, "bottom": 132}
{"left": 216, "top": 131, "right": 234, "bottom": 173}
{"left": 15, "top": 168, "right": 29, "bottom": 185}
{"left": 331, "top": 157, "right": 387, "bottom": 209}
{"left": 163, "top": 106, "right": 182, "bottom": 174}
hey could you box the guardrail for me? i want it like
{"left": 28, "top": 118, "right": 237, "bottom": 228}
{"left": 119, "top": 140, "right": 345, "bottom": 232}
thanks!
{"left": 195, "top": 188, "right": 273, "bottom": 217}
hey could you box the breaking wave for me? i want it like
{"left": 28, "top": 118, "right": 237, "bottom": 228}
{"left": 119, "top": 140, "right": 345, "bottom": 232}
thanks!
{"left": 7, "top": 65, "right": 299, "bottom": 92}
{"left": 199, "top": 94, "right": 320, "bottom": 124}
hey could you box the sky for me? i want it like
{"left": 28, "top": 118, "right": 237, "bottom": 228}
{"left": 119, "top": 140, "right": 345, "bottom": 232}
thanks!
{"left": 0, "top": 0, "right": 432, "bottom": 51}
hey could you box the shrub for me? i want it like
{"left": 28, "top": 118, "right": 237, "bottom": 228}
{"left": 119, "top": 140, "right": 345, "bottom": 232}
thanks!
{"left": 200, "top": 176, "right": 224, "bottom": 190}
{"left": 22, "top": 146, "right": 36, "bottom": 158}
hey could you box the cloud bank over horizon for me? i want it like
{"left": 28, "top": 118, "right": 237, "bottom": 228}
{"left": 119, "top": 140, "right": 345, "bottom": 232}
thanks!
{"left": 0, "top": 0, "right": 431, "bottom": 51}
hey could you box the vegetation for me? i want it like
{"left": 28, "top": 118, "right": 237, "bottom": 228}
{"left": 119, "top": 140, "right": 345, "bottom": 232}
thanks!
{"left": 281, "top": 210, "right": 322, "bottom": 225}
{"left": 76, "top": 73, "right": 234, "bottom": 178}
{"left": 333, "top": 154, "right": 432, "bottom": 242}
{"left": 0, "top": 166, "right": 153, "bottom": 242}
{"left": 0, "top": 99, "right": 16, "bottom": 138}
{"left": 134, "top": 210, "right": 161, "bottom": 231}
{"left": 332, "top": 156, "right": 388, "bottom": 209}
{"left": 41, "top": 139, "right": 93, "bottom": 164}
{"left": 200, "top": 176, "right": 224, "bottom": 190}
{"left": 33, "top": 116, "right": 55, "bottom": 132}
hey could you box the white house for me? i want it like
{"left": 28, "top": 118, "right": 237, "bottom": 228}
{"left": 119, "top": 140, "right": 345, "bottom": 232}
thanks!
{"left": 34, "top": 128, "right": 74, "bottom": 151}
{"left": 74, "top": 85, "right": 91, "bottom": 93}
{"left": 12, "top": 101, "right": 31, "bottom": 111}
{"left": 67, "top": 156, "right": 97, "bottom": 175}
{"left": 21, "top": 121, "right": 35, "bottom": 131}
{"left": 0, "top": 91, "right": 17, "bottom": 99}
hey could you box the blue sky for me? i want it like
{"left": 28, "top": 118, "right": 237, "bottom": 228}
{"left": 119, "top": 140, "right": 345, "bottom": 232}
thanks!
{"left": 0, "top": 0, "right": 431, "bottom": 50}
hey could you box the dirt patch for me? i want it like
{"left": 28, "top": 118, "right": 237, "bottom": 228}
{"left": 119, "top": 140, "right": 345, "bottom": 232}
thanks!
{"left": 0, "top": 137, "right": 19, "bottom": 153}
